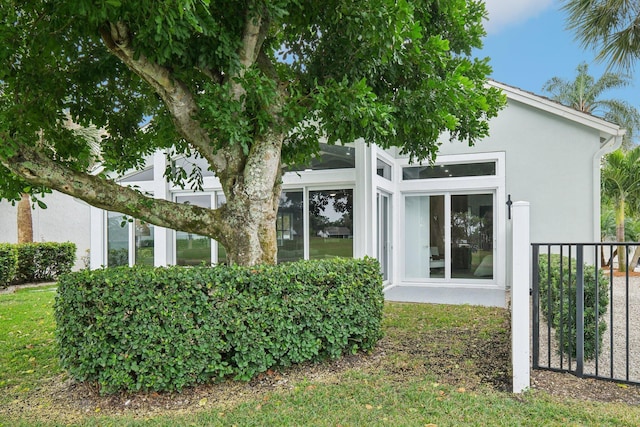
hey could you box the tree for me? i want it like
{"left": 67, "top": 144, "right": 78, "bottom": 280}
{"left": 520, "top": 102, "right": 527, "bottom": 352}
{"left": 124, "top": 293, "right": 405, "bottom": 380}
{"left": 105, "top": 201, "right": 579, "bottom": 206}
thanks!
{"left": 562, "top": 0, "right": 640, "bottom": 71}
{"left": 16, "top": 193, "right": 33, "bottom": 243}
{"left": 542, "top": 62, "right": 640, "bottom": 148}
{"left": 601, "top": 147, "right": 640, "bottom": 271}
{"left": 0, "top": 1, "right": 504, "bottom": 266}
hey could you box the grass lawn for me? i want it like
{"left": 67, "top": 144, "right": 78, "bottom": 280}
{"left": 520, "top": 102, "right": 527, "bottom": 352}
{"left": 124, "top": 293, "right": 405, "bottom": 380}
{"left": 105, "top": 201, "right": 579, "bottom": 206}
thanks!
{"left": 2, "top": 285, "right": 640, "bottom": 426}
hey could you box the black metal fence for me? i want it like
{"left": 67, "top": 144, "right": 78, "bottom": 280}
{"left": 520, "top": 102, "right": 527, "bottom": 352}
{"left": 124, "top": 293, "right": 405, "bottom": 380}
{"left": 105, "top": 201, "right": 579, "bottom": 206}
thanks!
{"left": 531, "top": 243, "right": 640, "bottom": 385}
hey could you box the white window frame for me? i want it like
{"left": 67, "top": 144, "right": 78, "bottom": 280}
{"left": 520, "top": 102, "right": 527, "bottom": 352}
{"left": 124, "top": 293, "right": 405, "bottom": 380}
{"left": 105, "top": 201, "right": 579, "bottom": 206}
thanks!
{"left": 397, "top": 152, "right": 506, "bottom": 289}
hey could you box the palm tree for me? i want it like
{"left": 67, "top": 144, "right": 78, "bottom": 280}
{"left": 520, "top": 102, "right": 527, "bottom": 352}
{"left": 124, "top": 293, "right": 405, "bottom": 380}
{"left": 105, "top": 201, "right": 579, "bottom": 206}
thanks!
{"left": 601, "top": 147, "right": 640, "bottom": 271}
{"left": 562, "top": 0, "right": 640, "bottom": 72}
{"left": 542, "top": 62, "right": 640, "bottom": 149}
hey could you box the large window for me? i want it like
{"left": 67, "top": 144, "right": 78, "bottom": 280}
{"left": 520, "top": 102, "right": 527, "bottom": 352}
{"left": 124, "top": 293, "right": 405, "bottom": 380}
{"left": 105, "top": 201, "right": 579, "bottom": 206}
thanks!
{"left": 107, "top": 212, "right": 129, "bottom": 267}
{"left": 404, "top": 192, "right": 494, "bottom": 280}
{"left": 134, "top": 220, "right": 154, "bottom": 266}
{"left": 451, "top": 194, "right": 493, "bottom": 279}
{"left": 404, "top": 195, "right": 445, "bottom": 279}
{"left": 175, "top": 194, "right": 212, "bottom": 266}
{"left": 277, "top": 191, "right": 304, "bottom": 263}
{"left": 309, "top": 189, "right": 353, "bottom": 259}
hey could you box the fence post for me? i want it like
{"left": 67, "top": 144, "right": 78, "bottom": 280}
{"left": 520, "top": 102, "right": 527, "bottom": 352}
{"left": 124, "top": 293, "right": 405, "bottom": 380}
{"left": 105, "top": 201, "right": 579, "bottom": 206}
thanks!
{"left": 575, "top": 245, "right": 584, "bottom": 377}
{"left": 512, "top": 201, "right": 530, "bottom": 393}
{"left": 531, "top": 244, "right": 539, "bottom": 370}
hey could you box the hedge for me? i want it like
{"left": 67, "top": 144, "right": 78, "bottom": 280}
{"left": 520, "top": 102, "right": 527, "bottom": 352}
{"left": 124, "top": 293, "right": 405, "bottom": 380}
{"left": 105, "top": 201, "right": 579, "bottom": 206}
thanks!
{"left": 538, "top": 254, "right": 609, "bottom": 359}
{"left": 14, "top": 242, "right": 76, "bottom": 284}
{"left": 55, "top": 257, "right": 384, "bottom": 394}
{"left": 0, "top": 244, "right": 18, "bottom": 288}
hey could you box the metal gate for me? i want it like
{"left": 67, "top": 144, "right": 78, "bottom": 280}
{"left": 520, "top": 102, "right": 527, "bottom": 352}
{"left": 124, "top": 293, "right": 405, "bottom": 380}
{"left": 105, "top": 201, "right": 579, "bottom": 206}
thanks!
{"left": 531, "top": 243, "right": 640, "bottom": 385}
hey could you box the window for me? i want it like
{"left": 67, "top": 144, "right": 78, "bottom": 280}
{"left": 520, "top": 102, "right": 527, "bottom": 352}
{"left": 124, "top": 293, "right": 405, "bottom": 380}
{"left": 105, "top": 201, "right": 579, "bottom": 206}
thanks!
{"left": 309, "top": 189, "right": 353, "bottom": 259}
{"left": 107, "top": 212, "right": 129, "bottom": 266}
{"left": 277, "top": 191, "right": 304, "bottom": 263}
{"left": 404, "top": 195, "right": 445, "bottom": 279}
{"left": 216, "top": 193, "right": 227, "bottom": 264}
{"left": 173, "top": 155, "right": 215, "bottom": 178}
{"left": 404, "top": 192, "right": 494, "bottom": 280}
{"left": 175, "top": 195, "right": 211, "bottom": 266}
{"left": 451, "top": 194, "right": 493, "bottom": 279}
{"left": 403, "top": 162, "right": 496, "bottom": 180}
{"left": 376, "top": 159, "right": 392, "bottom": 180}
{"left": 120, "top": 168, "right": 154, "bottom": 182}
{"left": 134, "top": 220, "right": 154, "bottom": 266}
{"left": 286, "top": 143, "right": 355, "bottom": 172}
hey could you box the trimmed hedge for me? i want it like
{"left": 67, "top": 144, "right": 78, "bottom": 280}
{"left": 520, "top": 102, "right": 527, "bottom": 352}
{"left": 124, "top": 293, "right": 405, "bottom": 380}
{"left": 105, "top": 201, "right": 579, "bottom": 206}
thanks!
{"left": 14, "top": 242, "right": 76, "bottom": 284}
{"left": 55, "top": 257, "right": 384, "bottom": 394}
{"left": 538, "top": 254, "right": 609, "bottom": 359}
{"left": 0, "top": 244, "right": 18, "bottom": 288}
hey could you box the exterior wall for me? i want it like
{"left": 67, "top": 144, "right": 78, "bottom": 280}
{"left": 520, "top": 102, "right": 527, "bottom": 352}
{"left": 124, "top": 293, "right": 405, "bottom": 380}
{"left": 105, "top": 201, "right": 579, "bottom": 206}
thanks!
{"left": 436, "top": 98, "right": 602, "bottom": 244}
{"left": 0, "top": 191, "right": 91, "bottom": 270}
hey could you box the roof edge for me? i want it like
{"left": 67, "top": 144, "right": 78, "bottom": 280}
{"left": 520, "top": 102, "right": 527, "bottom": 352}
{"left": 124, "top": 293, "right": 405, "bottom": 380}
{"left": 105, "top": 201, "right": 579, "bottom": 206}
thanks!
{"left": 487, "top": 80, "right": 626, "bottom": 138}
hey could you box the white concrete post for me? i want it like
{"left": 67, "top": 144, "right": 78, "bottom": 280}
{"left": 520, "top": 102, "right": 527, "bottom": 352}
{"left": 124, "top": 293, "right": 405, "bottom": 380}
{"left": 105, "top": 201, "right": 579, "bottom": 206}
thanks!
{"left": 89, "top": 206, "right": 104, "bottom": 269}
{"left": 153, "top": 151, "right": 170, "bottom": 266}
{"left": 511, "top": 201, "right": 530, "bottom": 393}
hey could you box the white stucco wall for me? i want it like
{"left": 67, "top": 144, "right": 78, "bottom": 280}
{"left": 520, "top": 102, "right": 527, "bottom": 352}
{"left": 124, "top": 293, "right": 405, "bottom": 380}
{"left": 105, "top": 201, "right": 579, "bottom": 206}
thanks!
{"left": 436, "top": 98, "right": 603, "bottom": 244}
{"left": 0, "top": 191, "right": 91, "bottom": 270}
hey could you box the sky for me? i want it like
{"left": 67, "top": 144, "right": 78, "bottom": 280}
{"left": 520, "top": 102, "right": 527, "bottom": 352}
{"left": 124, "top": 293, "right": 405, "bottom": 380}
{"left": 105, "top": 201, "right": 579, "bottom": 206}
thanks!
{"left": 477, "top": 0, "right": 640, "bottom": 113}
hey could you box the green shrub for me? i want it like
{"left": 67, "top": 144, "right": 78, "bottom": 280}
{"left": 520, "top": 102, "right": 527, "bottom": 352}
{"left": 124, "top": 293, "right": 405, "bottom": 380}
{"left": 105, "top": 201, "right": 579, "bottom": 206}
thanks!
{"left": 55, "top": 257, "right": 384, "bottom": 394}
{"left": 538, "top": 254, "right": 609, "bottom": 359}
{"left": 14, "top": 242, "right": 76, "bottom": 284}
{"left": 0, "top": 244, "right": 18, "bottom": 288}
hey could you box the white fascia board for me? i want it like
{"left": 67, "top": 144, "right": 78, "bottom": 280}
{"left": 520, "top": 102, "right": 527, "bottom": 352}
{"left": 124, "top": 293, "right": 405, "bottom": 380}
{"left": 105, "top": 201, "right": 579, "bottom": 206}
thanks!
{"left": 488, "top": 80, "right": 625, "bottom": 139}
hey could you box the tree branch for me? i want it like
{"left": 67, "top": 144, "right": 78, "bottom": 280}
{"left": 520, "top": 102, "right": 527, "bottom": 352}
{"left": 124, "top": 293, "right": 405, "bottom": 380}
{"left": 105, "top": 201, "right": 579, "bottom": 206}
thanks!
{"left": 99, "top": 21, "right": 227, "bottom": 174}
{"left": 1, "top": 142, "right": 226, "bottom": 240}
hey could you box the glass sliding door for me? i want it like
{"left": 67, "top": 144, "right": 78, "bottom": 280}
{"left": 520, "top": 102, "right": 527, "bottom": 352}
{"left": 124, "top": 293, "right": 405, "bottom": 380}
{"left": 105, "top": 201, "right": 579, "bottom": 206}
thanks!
{"left": 175, "top": 194, "right": 212, "bottom": 266}
{"left": 404, "top": 195, "right": 445, "bottom": 279}
{"left": 451, "top": 194, "right": 493, "bottom": 279}
{"left": 404, "top": 192, "right": 494, "bottom": 281}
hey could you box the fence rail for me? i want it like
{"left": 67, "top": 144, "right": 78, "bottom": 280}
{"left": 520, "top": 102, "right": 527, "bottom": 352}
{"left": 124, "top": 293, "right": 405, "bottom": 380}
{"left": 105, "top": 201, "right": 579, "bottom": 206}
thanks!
{"left": 531, "top": 242, "right": 640, "bottom": 386}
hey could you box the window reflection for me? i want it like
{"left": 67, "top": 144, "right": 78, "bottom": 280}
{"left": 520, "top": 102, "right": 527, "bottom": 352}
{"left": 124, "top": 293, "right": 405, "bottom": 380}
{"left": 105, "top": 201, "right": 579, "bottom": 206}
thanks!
{"left": 107, "top": 212, "right": 129, "bottom": 267}
{"left": 277, "top": 191, "right": 304, "bottom": 263}
{"left": 134, "top": 220, "right": 154, "bottom": 266}
{"left": 175, "top": 195, "right": 211, "bottom": 266}
{"left": 451, "top": 194, "right": 493, "bottom": 279}
{"left": 309, "top": 190, "right": 353, "bottom": 259}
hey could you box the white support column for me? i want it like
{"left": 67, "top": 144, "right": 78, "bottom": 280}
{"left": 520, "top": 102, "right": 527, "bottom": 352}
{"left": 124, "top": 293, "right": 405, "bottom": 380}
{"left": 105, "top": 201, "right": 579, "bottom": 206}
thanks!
{"left": 90, "top": 206, "right": 105, "bottom": 269}
{"left": 511, "top": 201, "right": 530, "bottom": 393}
{"left": 354, "top": 140, "right": 374, "bottom": 258}
{"left": 153, "top": 151, "right": 170, "bottom": 266}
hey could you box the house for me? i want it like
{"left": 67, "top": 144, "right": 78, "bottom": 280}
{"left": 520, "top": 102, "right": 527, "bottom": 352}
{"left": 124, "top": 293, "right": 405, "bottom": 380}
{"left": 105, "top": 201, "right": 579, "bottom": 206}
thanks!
{"left": 0, "top": 81, "right": 624, "bottom": 306}
{"left": 0, "top": 191, "right": 91, "bottom": 271}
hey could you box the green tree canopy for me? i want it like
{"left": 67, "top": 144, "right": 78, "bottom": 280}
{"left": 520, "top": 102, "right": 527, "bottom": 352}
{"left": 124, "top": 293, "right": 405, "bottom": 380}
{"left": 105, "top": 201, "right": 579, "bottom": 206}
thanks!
{"left": 562, "top": 0, "right": 640, "bottom": 71}
{"left": 0, "top": 0, "right": 504, "bottom": 265}
{"left": 601, "top": 147, "right": 640, "bottom": 270}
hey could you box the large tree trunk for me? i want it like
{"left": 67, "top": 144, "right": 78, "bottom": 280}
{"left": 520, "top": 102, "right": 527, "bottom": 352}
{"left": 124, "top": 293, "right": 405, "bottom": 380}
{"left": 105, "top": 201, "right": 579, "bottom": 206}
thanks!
{"left": 616, "top": 198, "right": 626, "bottom": 272}
{"left": 17, "top": 193, "right": 33, "bottom": 243}
{"left": 216, "top": 131, "right": 284, "bottom": 265}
